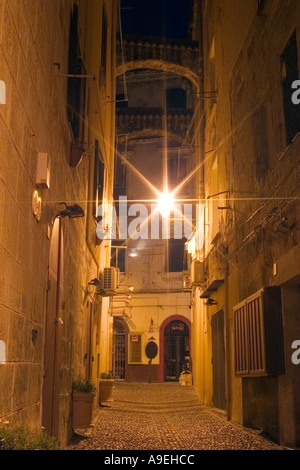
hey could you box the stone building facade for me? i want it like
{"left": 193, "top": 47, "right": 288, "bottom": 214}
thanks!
{"left": 190, "top": 0, "right": 300, "bottom": 448}
{"left": 0, "top": 0, "right": 117, "bottom": 447}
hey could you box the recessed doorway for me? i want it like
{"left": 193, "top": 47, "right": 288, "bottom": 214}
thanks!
{"left": 164, "top": 320, "right": 190, "bottom": 382}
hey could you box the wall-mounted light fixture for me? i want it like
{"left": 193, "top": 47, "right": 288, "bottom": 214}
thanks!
{"left": 56, "top": 203, "right": 85, "bottom": 219}
{"left": 88, "top": 278, "right": 101, "bottom": 287}
{"left": 32, "top": 190, "right": 42, "bottom": 222}
{"left": 205, "top": 297, "right": 217, "bottom": 306}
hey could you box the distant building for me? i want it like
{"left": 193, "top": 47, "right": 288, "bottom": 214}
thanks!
{"left": 109, "top": 25, "right": 202, "bottom": 382}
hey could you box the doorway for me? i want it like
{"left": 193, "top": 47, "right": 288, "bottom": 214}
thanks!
{"left": 42, "top": 219, "right": 63, "bottom": 437}
{"left": 112, "top": 319, "right": 126, "bottom": 379}
{"left": 164, "top": 320, "right": 190, "bottom": 381}
{"left": 211, "top": 309, "right": 226, "bottom": 410}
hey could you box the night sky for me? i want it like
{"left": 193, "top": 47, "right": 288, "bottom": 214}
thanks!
{"left": 121, "top": 0, "right": 192, "bottom": 40}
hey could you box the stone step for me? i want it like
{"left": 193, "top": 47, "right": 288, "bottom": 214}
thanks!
{"left": 110, "top": 404, "right": 205, "bottom": 414}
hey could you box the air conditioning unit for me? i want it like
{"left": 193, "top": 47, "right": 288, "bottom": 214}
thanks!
{"left": 182, "top": 271, "right": 192, "bottom": 291}
{"left": 101, "top": 267, "right": 118, "bottom": 295}
{"left": 191, "top": 260, "right": 205, "bottom": 286}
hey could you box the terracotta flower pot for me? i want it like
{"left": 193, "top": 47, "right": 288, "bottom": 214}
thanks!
{"left": 72, "top": 391, "right": 95, "bottom": 428}
{"left": 99, "top": 379, "right": 114, "bottom": 405}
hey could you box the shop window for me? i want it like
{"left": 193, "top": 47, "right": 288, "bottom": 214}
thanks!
{"left": 67, "top": 4, "right": 86, "bottom": 143}
{"left": 281, "top": 31, "right": 300, "bottom": 145}
{"left": 129, "top": 335, "right": 142, "bottom": 363}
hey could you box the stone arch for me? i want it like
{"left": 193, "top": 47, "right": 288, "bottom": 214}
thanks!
{"left": 116, "top": 60, "right": 200, "bottom": 92}
{"left": 117, "top": 129, "right": 195, "bottom": 153}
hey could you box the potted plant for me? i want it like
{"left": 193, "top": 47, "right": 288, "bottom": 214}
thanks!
{"left": 99, "top": 372, "right": 114, "bottom": 406}
{"left": 72, "top": 378, "right": 96, "bottom": 429}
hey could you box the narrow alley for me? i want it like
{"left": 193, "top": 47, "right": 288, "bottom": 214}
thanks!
{"left": 1, "top": 0, "right": 300, "bottom": 453}
{"left": 68, "top": 383, "right": 281, "bottom": 451}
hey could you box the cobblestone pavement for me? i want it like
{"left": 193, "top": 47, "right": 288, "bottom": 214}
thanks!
{"left": 68, "top": 382, "right": 282, "bottom": 451}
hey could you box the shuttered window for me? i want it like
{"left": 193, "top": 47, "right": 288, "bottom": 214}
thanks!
{"left": 234, "top": 294, "right": 265, "bottom": 375}
{"left": 234, "top": 288, "right": 284, "bottom": 377}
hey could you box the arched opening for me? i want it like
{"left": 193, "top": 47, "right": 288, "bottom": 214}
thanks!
{"left": 159, "top": 316, "right": 191, "bottom": 383}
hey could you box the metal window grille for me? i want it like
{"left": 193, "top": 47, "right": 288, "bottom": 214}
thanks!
{"left": 234, "top": 292, "right": 266, "bottom": 376}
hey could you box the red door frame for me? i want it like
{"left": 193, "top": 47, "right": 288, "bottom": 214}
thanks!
{"left": 159, "top": 315, "right": 191, "bottom": 383}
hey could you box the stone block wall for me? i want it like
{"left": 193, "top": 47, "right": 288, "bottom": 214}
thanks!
{"left": 0, "top": 0, "right": 100, "bottom": 446}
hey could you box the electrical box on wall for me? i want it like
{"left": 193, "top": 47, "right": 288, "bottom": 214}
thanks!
{"left": 36, "top": 153, "right": 51, "bottom": 189}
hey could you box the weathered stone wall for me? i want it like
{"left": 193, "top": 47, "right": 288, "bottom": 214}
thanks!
{"left": 0, "top": 0, "right": 103, "bottom": 446}
{"left": 200, "top": 0, "right": 300, "bottom": 446}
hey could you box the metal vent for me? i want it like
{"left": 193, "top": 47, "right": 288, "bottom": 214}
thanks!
{"left": 101, "top": 267, "right": 117, "bottom": 294}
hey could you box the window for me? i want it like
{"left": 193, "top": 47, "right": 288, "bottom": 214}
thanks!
{"left": 94, "top": 140, "right": 105, "bottom": 217}
{"left": 111, "top": 241, "right": 126, "bottom": 273}
{"left": 166, "top": 88, "right": 186, "bottom": 109}
{"left": 252, "top": 105, "right": 269, "bottom": 179}
{"left": 166, "top": 238, "right": 186, "bottom": 273}
{"left": 67, "top": 4, "right": 86, "bottom": 143}
{"left": 116, "top": 93, "right": 128, "bottom": 109}
{"left": 113, "top": 153, "right": 126, "bottom": 196}
{"left": 100, "top": 6, "right": 108, "bottom": 88}
{"left": 257, "top": 0, "right": 267, "bottom": 14}
{"left": 129, "top": 335, "right": 142, "bottom": 363}
{"left": 281, "top": 31, "right": 300, "bottom": 145}
{"left": 167, "top": 154, "right": 189, "bottom": 190}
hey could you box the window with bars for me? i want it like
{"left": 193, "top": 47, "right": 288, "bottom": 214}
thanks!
{"left": 234, "top": 288, "right": 284, "bottom": 377}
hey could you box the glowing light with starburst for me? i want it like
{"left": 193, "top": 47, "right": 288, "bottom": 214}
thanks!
{"left": 157, "top": 191, "right": 175, "bottom": 218}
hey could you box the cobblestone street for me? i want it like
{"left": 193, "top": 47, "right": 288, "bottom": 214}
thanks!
{"left": 68, "top": 383, "right": 282, "bottom": 451}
